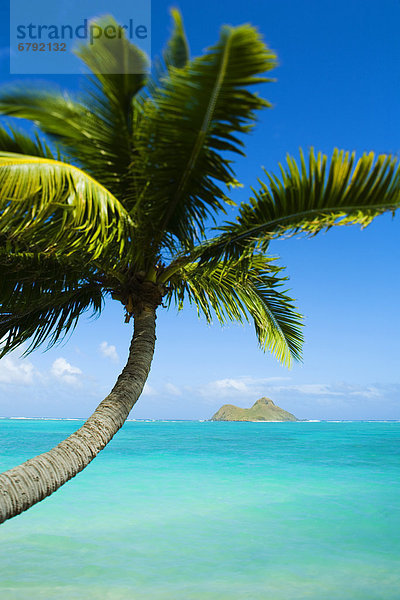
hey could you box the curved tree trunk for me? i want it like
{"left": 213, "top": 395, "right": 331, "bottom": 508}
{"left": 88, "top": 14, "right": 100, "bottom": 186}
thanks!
{"left": 0, "top": 306, "right": 157, "bottom": 524}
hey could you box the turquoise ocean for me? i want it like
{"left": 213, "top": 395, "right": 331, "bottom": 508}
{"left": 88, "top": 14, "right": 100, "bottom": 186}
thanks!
{"left": 0, "top": 419, "right": 399, "bottom": 599}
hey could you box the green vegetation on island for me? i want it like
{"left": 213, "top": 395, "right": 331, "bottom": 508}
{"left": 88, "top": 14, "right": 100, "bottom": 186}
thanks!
{"left": 211, "top": 397, "right": 298, "bottom": 421}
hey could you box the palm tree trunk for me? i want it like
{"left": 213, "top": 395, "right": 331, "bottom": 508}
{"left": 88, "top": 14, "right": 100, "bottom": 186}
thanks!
{"left": 0, "top": 306, "right": 157, "bottom": 524}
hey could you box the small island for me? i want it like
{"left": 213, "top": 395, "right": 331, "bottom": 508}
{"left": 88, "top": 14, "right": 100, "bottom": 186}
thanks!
{"left": 211, "top": 397, "right": 298, "bottom": 422}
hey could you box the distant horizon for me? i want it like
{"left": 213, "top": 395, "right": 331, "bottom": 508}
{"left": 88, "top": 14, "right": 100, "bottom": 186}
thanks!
{"left": 2, "top": 415, "right": 400, "bottom": 423}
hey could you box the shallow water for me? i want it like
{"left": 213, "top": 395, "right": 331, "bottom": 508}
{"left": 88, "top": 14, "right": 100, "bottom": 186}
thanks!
{"left": 1, "top": 420, "right": 399, "bottom": 599}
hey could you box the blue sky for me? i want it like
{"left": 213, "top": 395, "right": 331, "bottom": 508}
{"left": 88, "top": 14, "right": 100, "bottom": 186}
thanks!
{"left": 0, "top": 0, "right": 399, "bottom": 420}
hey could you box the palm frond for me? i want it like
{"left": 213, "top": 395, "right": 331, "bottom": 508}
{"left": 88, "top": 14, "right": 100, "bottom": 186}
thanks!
{"left": 0, "top": 19, "right": 148, "bottom": 199}
{"left": 0, "top": 250, "right": 104, "bottom": 356}
{"left": 0, "top": 125, "right": 56, "bottom": 159}
{"left": 165, "top": 254, "right": 303, "bottom": 366}
{"left": 75, "top": 15, "right": 148, "bottom": 98}
{"left": 0, "top": 89, "right": 130, "bottom": 197}
{"left": 132, "top": 22, "right": 277, "bottom": 253}
{"left": 196, "top": 148, "right": 400, "bottom": 262}
{"left": 0, "top": 152, "right": 134, "bottom": 264}
{"left": 163, "top": 9, "right": 190, "bottom": 69}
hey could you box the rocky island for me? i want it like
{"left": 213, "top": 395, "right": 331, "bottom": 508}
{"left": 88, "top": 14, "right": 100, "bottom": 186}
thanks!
{"left": 211, "top": 397, "right": 298, "bottom": 422}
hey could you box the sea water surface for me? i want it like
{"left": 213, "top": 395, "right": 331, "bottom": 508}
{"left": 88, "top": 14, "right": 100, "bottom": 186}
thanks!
{"left": 0, "top": 420, "right": 399, "bottom": 599}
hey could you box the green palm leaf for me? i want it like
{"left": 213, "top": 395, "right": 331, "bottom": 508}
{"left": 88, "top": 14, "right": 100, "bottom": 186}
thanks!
{"left": 0, "top": 250, "right": 104, "bottom": 356}
{"left": 75, "top": 15, "right": 148, "bottom": 100}
{"left": 163, "top": 8, "right": 190, "bottom": 69}
{"left": 0, "top": 152, "right": 134, "bottom": 263}
{"left": 0, "top": 18, "right": 147, "bottom": 199}
{"left": 166, "top": 254, "right": 303, "bottom": 366}
{"left": 132, "top": 21, "right": 277, "bottom": 252}
{"left": 198, "top": 148, "right": 400, "bottom": 262}
{"left": 0, "top": 125, "right": 55, "bottom": 159}
{"left": 0, "top": 90, "right": 132, "bottom": 198}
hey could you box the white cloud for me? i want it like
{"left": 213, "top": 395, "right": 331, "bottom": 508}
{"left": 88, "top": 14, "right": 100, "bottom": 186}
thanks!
{"left": 214, "top": 378, "right": 250, "bottom": 393}
{"left": 198, "top": 376, "right": 289, "bottom": 401}
{"left": 0, "top": 357, "right": 37, "bottom": 385}
{"left": 140, "top": 382, "right": 182, "bottom": 398}
{"left": 142, "top": 382, "right": 157, "bottom": 396}
{"left": 271, "top": 382, "right": 384, "bottom": 399}
{"left": 347, "top": 386, "right": 383, "bottom": 399}
{"left": 164, "top": 383, "right": 182, "bottom": 396}
{"left": 273, "top": 383, "right": 343, "bottom": 396}
{"left": 99, "top": 341, "right": 119, "bottom": 362}
{"left": 51, "top": 357, "right": 82, "bottom": 386}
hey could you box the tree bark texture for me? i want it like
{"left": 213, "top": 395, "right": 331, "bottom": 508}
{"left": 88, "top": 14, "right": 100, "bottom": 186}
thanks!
{"left": 0, "top": 306, "right": 157, "bottom": 524}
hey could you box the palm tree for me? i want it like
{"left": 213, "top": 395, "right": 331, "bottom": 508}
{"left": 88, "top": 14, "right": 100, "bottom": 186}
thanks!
{"left": 0, "top": 11, "right": 399, "bottom": 524}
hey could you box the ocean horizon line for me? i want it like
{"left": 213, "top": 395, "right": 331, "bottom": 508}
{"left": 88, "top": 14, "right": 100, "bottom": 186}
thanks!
{"left": 1, "top": 416, "right": 399, "bottom": 423}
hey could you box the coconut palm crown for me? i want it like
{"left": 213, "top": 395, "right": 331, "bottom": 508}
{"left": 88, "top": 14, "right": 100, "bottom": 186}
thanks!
{"left": 0, "top": 11, "right": 399, "bottom": 523}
